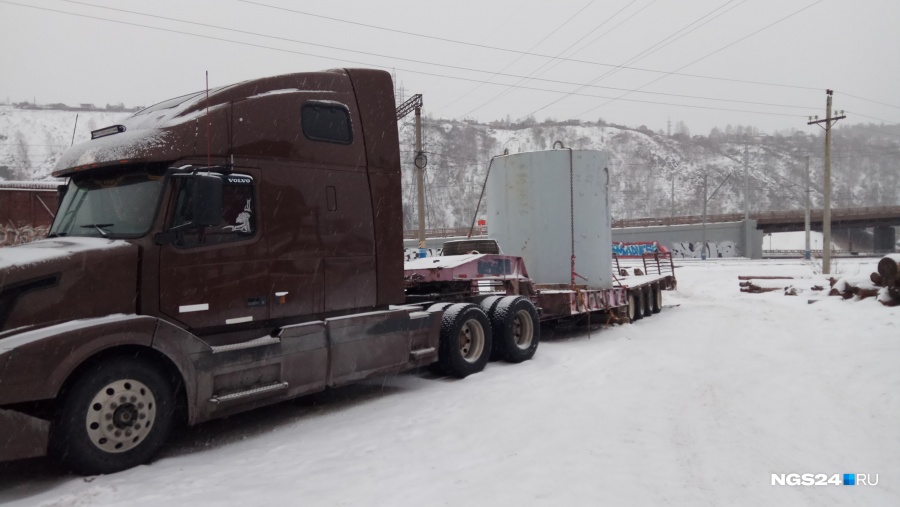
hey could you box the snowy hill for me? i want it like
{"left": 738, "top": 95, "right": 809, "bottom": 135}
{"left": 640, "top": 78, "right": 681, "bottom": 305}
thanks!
{"left": 0, "top": 106, "right": 130, "bottom": 181}
{"left": 399, "top": 118, "right": 900, "bottom": 228}
{"left": 2, "top": 105, "right": 898, "bottom": 226}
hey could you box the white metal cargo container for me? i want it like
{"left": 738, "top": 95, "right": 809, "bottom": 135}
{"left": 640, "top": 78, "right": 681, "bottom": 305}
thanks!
{"left": 486, "top": 149, "right": 612, "bottom": 290}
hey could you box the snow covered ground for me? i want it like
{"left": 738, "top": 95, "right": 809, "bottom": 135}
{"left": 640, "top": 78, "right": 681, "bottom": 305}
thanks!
{"left": 1, "top": 259, "right": 897, "bottom": 506}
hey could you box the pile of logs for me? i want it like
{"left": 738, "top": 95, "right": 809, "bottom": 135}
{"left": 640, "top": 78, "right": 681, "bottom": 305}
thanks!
{"left": 868, "top": 254, "right": 900, "bottom": 306}
{"left": 738, "top": 254, "right": 900, "bottom": 306}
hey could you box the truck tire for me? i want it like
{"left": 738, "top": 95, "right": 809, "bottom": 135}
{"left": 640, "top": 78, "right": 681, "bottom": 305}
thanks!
{"left": 478, "top": 296, "right": 504, "bottom": 360}
{"left": 651, "top": 284, "right": 662, "bottom": 314}
{"left": 49, "top": 357, "right": 177, "bottom": 475}
{"left": 631, "top": 290, "right": 645, "bottom": 321}
{"left": 490, "top": 296, "right": 540, "bottom": 363}
{"left": 436, "top": 303, "right": 492, "bottom": 378}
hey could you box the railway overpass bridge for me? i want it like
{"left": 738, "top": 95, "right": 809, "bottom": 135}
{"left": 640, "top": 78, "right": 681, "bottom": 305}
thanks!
{"left": 611, "top": 206, "right": 900, "bottom": 234}
{"left": 403, "top": 206, "right": 900, "bottom": 259}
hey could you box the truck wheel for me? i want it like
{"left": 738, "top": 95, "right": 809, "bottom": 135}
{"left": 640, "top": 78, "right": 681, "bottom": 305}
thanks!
{"left": 491, "top": 296, "right": 540, "bottom": 363}
{"left": 643, "top": 286, "right": 653, "bottom": 317}
{"left": 49, "top": 358, "right": 176, "bottom": 475}
{"left": 437, "top": 303, "right": 492, "bottom": 378}
{"left": 651, "top": 284, "right": 662, "bottom": 314}
{"left": 632, "top": 290, "right": 644, "bottom": 321}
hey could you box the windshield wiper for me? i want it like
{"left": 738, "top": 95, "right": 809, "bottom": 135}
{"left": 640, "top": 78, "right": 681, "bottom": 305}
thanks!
{"left": 79, "top": 223, "right": 114, "bottom": 238}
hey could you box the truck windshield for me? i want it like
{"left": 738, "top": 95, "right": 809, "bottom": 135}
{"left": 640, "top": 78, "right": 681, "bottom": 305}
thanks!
{"left": 50, "top": 171, "right": 165, "bottom": 238}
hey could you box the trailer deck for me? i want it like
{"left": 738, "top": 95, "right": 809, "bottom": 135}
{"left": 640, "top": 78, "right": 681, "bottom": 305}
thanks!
{"left": 404, "top": 250, "right": 676, "bottom": 324}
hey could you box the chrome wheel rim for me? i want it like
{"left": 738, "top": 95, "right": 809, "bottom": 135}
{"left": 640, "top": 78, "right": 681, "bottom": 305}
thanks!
{"left": 85, "top": 379, "right": 156, "bottom": 454}
{"left": 513, "top": 309, "right": 534, "bottom": 349}
{"left": 458, "top": 319, "right": 486, "bottom": 363}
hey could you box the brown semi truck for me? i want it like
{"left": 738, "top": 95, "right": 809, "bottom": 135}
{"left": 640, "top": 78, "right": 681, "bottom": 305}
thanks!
{"left": 0, "top": 69, "right": 531, "bottom": 475}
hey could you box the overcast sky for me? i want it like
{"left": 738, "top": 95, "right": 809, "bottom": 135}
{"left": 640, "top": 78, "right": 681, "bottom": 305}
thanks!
{"left": 1, "top": 0, "right": 898, "bottom": 134}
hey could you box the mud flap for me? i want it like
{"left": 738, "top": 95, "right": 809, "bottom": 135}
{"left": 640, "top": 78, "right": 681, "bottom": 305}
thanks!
{"left": 0, "top": 409, "right": 49, "bottom": 461}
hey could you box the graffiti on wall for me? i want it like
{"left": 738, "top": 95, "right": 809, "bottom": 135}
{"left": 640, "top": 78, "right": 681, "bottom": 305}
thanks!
{"left": 669, "top": 240, "right": 741, "bottom": 259}
{"left": 612, "top": 241, "right": 667, "bottom": 258}
{"left": 0, "top": 225, "right": 49, "bottom": 247}
{"left": 403, "top": 248, "right": 443, "bottom": 261}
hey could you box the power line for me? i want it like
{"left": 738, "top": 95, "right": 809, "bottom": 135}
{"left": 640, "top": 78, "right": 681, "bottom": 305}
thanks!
{"left": 435, "top": 0, "right": 599, "bottom": 115}
{"left": 839, "top": 92, "right": 900, "bottom": 111}
{"left": 0, "top": 1, "right": 814, "bottom": 120}
{"left": 570, "top": 0, "right": 827, "bottom": 120}
{"left": 460, "top": 0, "right": 654, "bottom": 118}
{"left": 234, "top": 0, "right": 828, "bottom": 92}
{"left": 13, "top": 1, "right": 820, "bottom": 115}
{"left": 522, "top": 0, "right": 747, "bottom": 118}
{"left": 844, "top": 111, "right": 900, "bottom": 126}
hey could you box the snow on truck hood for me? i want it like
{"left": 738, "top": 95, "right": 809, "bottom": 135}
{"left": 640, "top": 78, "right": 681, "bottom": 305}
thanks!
{"left": 0, "top": 237, "right": 133, "bottom": 273}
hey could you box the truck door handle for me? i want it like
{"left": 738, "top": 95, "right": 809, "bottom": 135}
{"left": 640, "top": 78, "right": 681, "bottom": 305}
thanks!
{"left": 246, "top": 297, "right": 266, "bottom": 307}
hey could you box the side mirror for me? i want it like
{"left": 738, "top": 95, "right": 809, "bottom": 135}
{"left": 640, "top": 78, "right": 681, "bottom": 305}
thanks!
{"left": 192, "top": 173, "right": 222, "bottom": 227}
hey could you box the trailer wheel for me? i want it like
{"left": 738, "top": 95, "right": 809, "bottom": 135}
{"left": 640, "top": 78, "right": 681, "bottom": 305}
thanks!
{"left": 626, "top": 292, "right": 637, "bottom": 321}
{"left": 49, "top": 357, "right": 176, "bottom": 475}
{"left": 436, "top": 303, "right": 492, "bottom": 378}
{"left": 479, "top": 296, "right": 505, "bottom": 360}
{"left": 631, "top": 290, "right": 645, "bottom": 321}
{"left": 642, "top": 286, "right": 654, "bottom": 317}
{"left": 490, "top": 297, "right": 540, "bottom": 363}
{"left": 651, "top": 284, "right": 662, "bottom": 314}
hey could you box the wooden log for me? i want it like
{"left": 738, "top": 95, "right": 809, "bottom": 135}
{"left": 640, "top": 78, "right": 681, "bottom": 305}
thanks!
{"left": 881, "top": 286, "right": 900, "bottom": 307}
{"left": 811, "top": 285, "right": 824, "bottom": 291}
{"left": 828, "top": 277, "right": 839, "bottom": 288}
{"left": 877, "top": 255, "right": 900, "bottom": 287}
{"left": 739, "top": 281, "right": 751, "bottom": 287}
{"left": 857, "top": 288, "right": 879, "bottom": 300}
{"left": 748, "top": 284, "right": 780, "bottom": 293}
{"left": 828, "top": 288, "right": 841, "bottom": 297}
{"left": 871, "top": 272, "right": 883, "bottom": 287}
{"left": 890, "top": 286, "right": 900, "bottom": 303}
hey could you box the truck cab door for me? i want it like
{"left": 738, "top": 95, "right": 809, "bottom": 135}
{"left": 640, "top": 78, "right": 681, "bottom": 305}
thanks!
{"left": 158, "top": 171, "right": 269, "bottom": 334}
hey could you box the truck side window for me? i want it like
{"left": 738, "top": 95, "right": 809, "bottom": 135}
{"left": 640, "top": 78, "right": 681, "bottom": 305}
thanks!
{"left": 170, "top": 175, "right": 256, "bottom": 248}
{"left": 301, "top": 102, "right": 352, "bottom": 144}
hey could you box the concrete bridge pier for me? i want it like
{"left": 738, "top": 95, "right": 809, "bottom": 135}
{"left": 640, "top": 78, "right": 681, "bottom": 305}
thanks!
{"left": 874, "top": 226, "right": 897, "bottom": 253}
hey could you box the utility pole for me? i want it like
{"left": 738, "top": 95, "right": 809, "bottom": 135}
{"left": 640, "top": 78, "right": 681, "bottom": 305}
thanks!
{"left": 807, "top": 90, "right": 846, "bottom": 274}
{"left": 670, "top": 176, "right": 675, "bottom": 217}
{"left": 700, "top": 170, "right": 736, "bottom": 261}
{"left": 701, "top": 173, "right": 708, "bottom": 260}
{"left": 414, "top": 106, "right": 426, "bottom": 256}
{"left": 743, "top": 144, "right": 749, "bottom": 220}
{"left": 396, "top": 94, "right": 427, "bottom": 257}
{"left": 804, "top": 155, "right": 811, "bottom": 260}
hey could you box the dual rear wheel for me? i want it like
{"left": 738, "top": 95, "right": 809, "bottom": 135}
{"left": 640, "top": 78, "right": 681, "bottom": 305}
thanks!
{"left": 429, "top": 296, "right": 540, "bottom": 378}
{"left": 627, "top": 284, "right": 662, "bottom": 321}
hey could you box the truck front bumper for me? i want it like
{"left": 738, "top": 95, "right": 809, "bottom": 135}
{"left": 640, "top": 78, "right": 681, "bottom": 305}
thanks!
{"left": 0, "top": 409, "right": 49, "bottom": 462}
